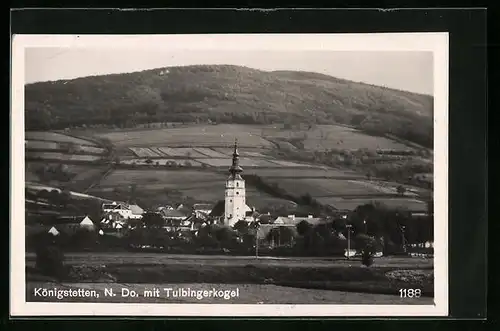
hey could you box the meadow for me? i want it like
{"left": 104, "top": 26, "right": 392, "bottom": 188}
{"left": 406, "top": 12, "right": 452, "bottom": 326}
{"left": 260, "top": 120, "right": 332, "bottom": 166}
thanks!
{"left": 156, "top": 147, "right": 207, "bottom": 158}
{"left": 267, "top": 178, "right": 391, "bottom": 197}
{"left": 26, "top": 152, "right": 102, "bottom": 162}
{"left": 213, "top": 148, "right": 269, "bottom": 158}
{"left": 244, "top": 167, "right": 362, "bottom": 178}
{"left": 25, "top": 140, "right": 59, "bottom": 150}
{"left": 96, "top": 169, "right": 227, "bottom": 187}
{"left": 25, "top": 122, "right": 431, "bottom": 214}
{"left": 316, "top": 197, "right": 427, "bottom": 212}
{"left": 260, "top": 124, "right": 414, "bottom": 152}
{"left": 25, "top": 131, "right": 98, "bottom": 146}
{"left": 89, "top": 169, "right": 294, "bottom": 209}
{"left": 95, "top": 124, "right": 274, "bottom": 148}
{"left": 196, "top": 158, "right": 282, "bottom": 168}
{"left": 121, "top": 159, "right": 204, "bottom": 167}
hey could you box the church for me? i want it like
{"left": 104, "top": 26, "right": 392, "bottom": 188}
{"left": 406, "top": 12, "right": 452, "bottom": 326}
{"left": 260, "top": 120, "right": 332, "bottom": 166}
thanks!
{"left": 207, "top": 139, "right": 256, "bottom": 226}
{"left": 223, "top": 140, "right": 253, "bottom": 226}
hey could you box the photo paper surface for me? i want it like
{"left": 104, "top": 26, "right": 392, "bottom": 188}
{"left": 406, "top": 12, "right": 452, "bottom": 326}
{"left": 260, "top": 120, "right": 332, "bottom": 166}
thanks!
{"left": 11, "top": 33, "right": 448, "bottom": 316}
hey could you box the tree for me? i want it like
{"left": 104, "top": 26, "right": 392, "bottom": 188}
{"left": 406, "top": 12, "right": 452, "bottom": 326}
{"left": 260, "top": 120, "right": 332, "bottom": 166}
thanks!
{"left": 396, "top": 185, "right": 406, "bottom": 196}
{"left": 48, "top": 189, "right": 61, "bottom": 206}
{"left": 141, "top": 212, "right": 165, "bottom": 228}
{"left": 296, "top": 220, "right": 312, "bottom": 236}
{"left": 267, "top": 226, "right": 295, "bottom": 247}
{"left": 215, "top": 226, "right": 238, "bottom": 248}
{"left": 35, "top": 241, "right": 66, "bottom": 278}
{"left": 233, "top": 220, "right": 249, "bottom": 234}
{"left": 72, "top": 228, "right": 99, "bottom": 250}
{"left": 361, "top": 247, "right": 374, "bottom": 267}
{"left": 59, "top": 189, "right": 72, "bottom": 208}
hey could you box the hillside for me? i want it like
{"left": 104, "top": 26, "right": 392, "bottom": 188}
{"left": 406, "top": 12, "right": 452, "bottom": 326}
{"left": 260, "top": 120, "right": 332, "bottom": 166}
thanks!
{"left": 25, "top": 65, "right": 434, "bottom": 148}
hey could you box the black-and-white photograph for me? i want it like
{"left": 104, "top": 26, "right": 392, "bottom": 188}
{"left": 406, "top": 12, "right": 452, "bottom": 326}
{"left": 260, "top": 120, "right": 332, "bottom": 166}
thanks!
{"left": 11, "top": 33, "right": 449, "bottom": 316}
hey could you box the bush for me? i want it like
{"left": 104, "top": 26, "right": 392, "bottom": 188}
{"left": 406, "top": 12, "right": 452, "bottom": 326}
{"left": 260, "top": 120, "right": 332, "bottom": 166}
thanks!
{"left": 35, "top": 244, "right": 66, "bottom": 278}
{"left": 361, "top": 247, "right": 374, "bottom": 267}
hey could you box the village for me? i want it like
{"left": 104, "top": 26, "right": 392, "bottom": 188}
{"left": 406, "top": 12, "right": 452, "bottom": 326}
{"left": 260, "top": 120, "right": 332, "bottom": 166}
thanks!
{"left": 37, "top": 140, "right": 434, "bottom": 259}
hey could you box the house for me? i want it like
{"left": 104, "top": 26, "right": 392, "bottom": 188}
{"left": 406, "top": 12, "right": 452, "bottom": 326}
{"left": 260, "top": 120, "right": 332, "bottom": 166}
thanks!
{"left": 129, "top": 204, "right": 144, "bottom": 219}
{"left": 258, "top": 213, "right": 273, "bottom": 224}
{"left": 159, "top": 209, "right": 187, "bottom": 221}
{"left": 160, "top": 209, "right": 191, "bottom": 230}
{"left": 102, "top": 202, "right": 143, "bottom": 220}
{"left": 272, "top": 214, "right": 323, "bottom": 226}
{"left": 157, "top": 205, "right": 174, "bottom": 212}
{"left": 48, "top": 226, "right": 59, "bottom": 236}
{"left": 344, "top": 249, "right": 357, "bottom": 258}
{"left": 79, "top": 216, "right": 95, "bottom": 230}
{"left": 193, "top": 203, "right": 213, "bottom": 219}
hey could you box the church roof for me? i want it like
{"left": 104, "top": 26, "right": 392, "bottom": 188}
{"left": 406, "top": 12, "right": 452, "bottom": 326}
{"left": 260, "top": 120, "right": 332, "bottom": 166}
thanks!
{"left": 209, "top": 200, "right": 225, "bottom": 217}
{"left": 228, "top": 139, "right": 243, "bottom": 178}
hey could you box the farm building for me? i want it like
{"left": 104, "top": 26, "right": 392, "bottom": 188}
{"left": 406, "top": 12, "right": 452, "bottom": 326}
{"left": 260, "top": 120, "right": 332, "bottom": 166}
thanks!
{"left": 192, "top": 203, "right": 214, "bottom": 219}
{"left": 102, "top": 201, "right": 144, "bottom": 219}
{"left": 272, "top": 214, "right": 323, "bottom": 226}
{"left": 48, "top": 226, "right": 59, "bottom": 236}
{"left": 159, "top": 209, "right": 188, "bottom": 221}
{"left": 79, "top": 216, "right": 95, "bottom": 229}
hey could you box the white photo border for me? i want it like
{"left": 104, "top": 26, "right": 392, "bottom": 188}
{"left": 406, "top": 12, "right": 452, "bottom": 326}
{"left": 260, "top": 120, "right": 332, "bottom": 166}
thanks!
{"left": 10, "top": 33, "right": 449, "bottom": 317}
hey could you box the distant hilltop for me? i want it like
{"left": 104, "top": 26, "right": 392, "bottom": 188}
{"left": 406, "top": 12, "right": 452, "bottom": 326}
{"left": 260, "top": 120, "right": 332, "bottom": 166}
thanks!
{"left": 25, "top": 64, "right": 433, "bottom": 148}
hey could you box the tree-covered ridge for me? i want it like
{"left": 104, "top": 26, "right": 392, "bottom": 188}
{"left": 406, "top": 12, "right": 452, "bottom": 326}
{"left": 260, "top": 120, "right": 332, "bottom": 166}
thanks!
{"left": 25, "top": 65, "right": 434, "bottom": 148}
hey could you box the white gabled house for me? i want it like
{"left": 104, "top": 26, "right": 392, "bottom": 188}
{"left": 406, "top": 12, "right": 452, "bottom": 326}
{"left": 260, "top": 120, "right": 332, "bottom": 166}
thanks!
{"left": 48, "top": 226, "right": 60, "bottom": 236}
{"left": 79, "top": 216, "right": 95, "bottom": 230}
{"left": 102, "top": 201, "right": 144, "bottom": 220}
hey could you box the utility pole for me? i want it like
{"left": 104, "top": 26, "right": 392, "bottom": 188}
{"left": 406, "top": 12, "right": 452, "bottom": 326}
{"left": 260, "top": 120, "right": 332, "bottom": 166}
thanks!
{"left": 401, "top": 225, "right": 406, "bottom": 253}
{"left": 346, "top": 224, "right": 352, "bottom": 259}
{"left": 255, "top": 221, "right": 260, "bottom": 259}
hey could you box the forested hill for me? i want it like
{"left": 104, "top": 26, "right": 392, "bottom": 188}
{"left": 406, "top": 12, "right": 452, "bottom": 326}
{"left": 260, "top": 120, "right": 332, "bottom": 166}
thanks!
{"left": 25, "top": 65, "right": 434, "bottom": 148}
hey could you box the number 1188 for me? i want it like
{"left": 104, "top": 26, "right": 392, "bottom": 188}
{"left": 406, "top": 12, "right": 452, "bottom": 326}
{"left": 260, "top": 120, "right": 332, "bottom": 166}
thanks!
{"left": 399, "top": 289, "right": 422, "bottom": 298}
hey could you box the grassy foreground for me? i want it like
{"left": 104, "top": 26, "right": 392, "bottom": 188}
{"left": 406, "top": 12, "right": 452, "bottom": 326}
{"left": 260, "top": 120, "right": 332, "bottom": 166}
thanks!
{"left": 26, "top": 261, "right": 434, "bottom": 298}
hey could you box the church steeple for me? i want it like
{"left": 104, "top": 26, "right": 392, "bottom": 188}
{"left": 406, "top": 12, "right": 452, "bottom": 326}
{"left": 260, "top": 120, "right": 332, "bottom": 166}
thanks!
{"left": 228, "top": 139, "right": 243, "bottom": 179}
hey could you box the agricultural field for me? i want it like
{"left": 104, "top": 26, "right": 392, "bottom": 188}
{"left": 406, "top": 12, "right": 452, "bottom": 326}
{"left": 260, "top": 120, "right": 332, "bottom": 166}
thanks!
{"left": 25, "top": 131, "right": 98, "bottom": 146}
{"left": 75, "top": 145, "right": 107, "bottom": 154}
{"left": 25, "top": 140, "right": 59, "bottom": 150}
{"left": 260, "top": 125, "right": 413, "bottom": 152}
{"left": 25, "top": 140, "right": 107, "bottom": 155}
{"left": 95, "top": 169, "right": 228, "bottom": 188}
{"left": 121, "top": 159, "right": 204, "bottom": 167}
{"left": 129, "top": 147, "right": 162, "bottom": 158}
{"left": 213, "top": 148, "right": 270, "bottom": 158}
{"left": 246, "top": 167, "right": 362, "bottom": 178}
{"left": 26, "top": 152, "right": 102, "bottom": 162}
{"left": 94, "top": 124, "right": 274, "bottom": 148}
{"left": 196, "top": 158, "right": 281, "bottom": 168}
{"left": 316, "top": 197, "right": 428, "bottom": 212}
{"left": 267, "top": 160, "right": 318, "bottom": 168}
{"left": 89, "top": 169, "right": 294, "bottom": 208}
{"left": 192, "top": 148, "right": 229, "bottom": 158}
{"left": 156, "top": 147, "right": 207, "bottom": 158}
{"left": 266, "top": 178, "right": 389, "bottom": 198}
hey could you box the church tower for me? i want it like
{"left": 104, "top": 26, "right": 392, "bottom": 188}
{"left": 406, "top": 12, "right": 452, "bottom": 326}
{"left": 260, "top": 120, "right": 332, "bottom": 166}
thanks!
{"left": 224, "top": 139, "right": 247, "bottom": 226}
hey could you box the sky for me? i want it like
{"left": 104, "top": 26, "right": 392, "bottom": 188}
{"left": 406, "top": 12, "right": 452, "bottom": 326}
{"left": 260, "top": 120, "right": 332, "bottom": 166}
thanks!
{"left": 25, "top": 48, "right": 434, "bottom": 95}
